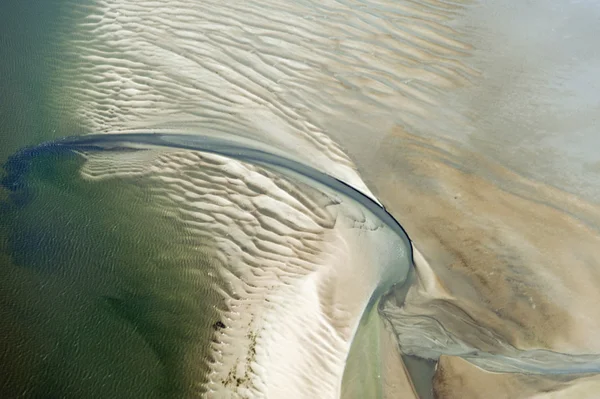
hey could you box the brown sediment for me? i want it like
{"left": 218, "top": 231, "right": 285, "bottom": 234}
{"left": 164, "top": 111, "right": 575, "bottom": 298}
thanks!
{"left": 374, "top": 126, "right": 600, "bottom": 353}
{"left": 433, "top": 355, "right": 600, "bottom": 399}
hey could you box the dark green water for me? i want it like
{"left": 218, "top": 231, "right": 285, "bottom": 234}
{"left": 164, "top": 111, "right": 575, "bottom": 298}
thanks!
{"left": 0, "top": 5, "right": 221, "bottom": 396}
{"left": 1, "top": 148, "right": 227, "bottom": 397}
{"left": 0, "top": 0, "right": 62, "bottom": 160}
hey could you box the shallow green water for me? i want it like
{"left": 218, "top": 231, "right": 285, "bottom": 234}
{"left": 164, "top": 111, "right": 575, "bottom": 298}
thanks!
{"left": 1, "top": 150, "right": 226, "bottom": 397}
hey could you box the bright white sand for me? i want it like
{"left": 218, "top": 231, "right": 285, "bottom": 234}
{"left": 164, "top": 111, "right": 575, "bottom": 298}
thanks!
{"left": 79, "top": 148, "right": 411, "bottom": 397}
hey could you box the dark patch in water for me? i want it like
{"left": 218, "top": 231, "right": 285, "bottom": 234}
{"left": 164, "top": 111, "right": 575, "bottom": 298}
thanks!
{"left": 1, "top": 141, "right": 143, "bottom": 207}
{"left": 1, "top": 143, "right": 79, "bottom": 207}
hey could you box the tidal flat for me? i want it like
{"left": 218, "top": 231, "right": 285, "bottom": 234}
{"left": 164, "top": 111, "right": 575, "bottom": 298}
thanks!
{"left": 1, "top": 0, "right": 600, "bottom": 397}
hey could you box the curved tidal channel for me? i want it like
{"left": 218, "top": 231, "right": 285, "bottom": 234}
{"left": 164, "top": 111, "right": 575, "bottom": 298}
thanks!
{"left": 1, "top": 133, "right": 414, "bottom": 398}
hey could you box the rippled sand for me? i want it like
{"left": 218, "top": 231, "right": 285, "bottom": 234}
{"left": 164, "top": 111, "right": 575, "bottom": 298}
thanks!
{"left": 1, "top": 140, "right": 411, "bottom": 397}
{"left": 1, "top": 0, "right": 600, "bottom": 397}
